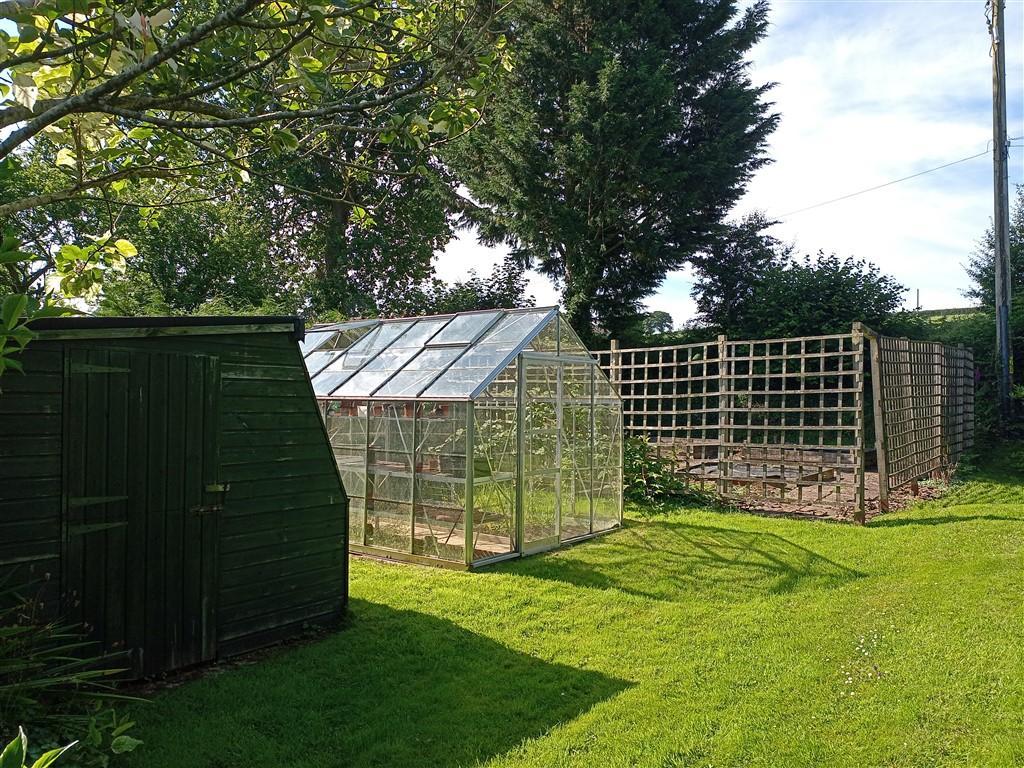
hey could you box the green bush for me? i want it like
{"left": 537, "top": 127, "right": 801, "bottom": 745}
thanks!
{"left": 0, "top": 591, "right": 141, "bottom": 767}
{"left": 916, "top": 299, "right": 1024, "bottom": 443}
{"left": 623, "top": 437, "right": 716, "bottom": 513}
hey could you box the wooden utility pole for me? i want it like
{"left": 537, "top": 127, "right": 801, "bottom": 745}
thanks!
{"left": 989, "top": 0, "right": 1013, "bottom": 422}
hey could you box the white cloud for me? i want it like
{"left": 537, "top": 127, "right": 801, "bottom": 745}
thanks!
{"left": 435, "top": 0, "right": 1024, "bottom": 326}
{"left": 732, "top": 0, "right": 1024, "bottom": 314}
{"left": 432, "top": 232, "right": 560, "bottom": 306}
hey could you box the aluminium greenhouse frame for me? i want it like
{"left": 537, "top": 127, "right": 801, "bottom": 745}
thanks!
{"left": 302, "top": 307, "right": 624, "bottom": 569}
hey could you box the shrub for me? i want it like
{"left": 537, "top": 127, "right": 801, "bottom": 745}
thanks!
{"left": 623, "top": 437, "right": 716, "bottom": 513}
{"left": 0, "top": 590, "right": 141, "bottom": 766}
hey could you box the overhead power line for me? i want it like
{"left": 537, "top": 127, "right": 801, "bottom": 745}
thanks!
{"left": 775, "top": 148, "right": 994, "bottom": 219}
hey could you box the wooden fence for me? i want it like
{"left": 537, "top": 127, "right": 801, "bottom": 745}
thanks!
{"left": 596, "top": 324, "right": 974, "bottom": 521}
{"left": 869, "top": 333, "right": 974, "bottom": 509}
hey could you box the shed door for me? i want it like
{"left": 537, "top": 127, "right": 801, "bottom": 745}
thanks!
{"left": 62, "top": 347, "right": 221, "bottom": 676}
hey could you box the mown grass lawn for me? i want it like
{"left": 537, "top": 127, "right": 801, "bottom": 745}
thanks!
{"left": 126, "top": 447, "right": 1024, "bottom": 768}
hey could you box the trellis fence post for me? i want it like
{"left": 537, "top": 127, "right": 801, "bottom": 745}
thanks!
{"left": 863, "top": 325, "right": 890, "bottom": 513}
{"left": 716, "top": 334, "right": 728, "bottom": 497}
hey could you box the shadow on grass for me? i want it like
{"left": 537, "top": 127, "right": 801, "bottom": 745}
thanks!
{"left": 128, "top": 599, "right": 629, "bottom": 768}
{"left": 499, "top": 519, "right": 863, "bottom": 604}
{"left": 868, "top": 513, "right": 1023, "bottom": 528}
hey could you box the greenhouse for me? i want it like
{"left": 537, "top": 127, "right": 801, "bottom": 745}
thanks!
{"left": 302, "top": 307, "right": 623, "bottom": 568}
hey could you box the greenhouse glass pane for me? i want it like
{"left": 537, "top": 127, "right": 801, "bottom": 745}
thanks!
{"left": 480, "top": 309, "right": 551, "bottom": 345}
{"left": 420, "top": 344, "right": 515, "bottom": 397}
{"left": 299, "top": 330, "right": 335, "bottom": 356}
{"left": 592, "top": 467, "right": 622, "bottom": 533}
{"left": 427, "top": 311, "right": 501, "bottom": 346}
{"left": 303, "top": 321, "right": 377, "bottom": 357}
{"left": 392, "top": 317, "right": 452, "bottom": 348}
{"left": 305, "top": 350, "right": 346, "bottom": 378}
{"left": 594, "top": 400, "right": 622, "bottom": 470}
{"left": 310, "top": 321, "right": 413, "bottom": 395}
{"left": 472, "top": 479, "right": 515, "bottom": 561}
{"left": 349, "top": 499, "right": 365, "bottom": 547}
{"left": 374, "top": 347, "right": 465, "bottom": 397}
{"left": 413, "top": 402, "right": 468, "bottom": 562}
{"left": 323, "top": 399, "right": 367, "bottom": 473}
{"left": 365, "top": 401, "right": 415, "bottom": 551}
{"left": 472, "top": 375, "right": 518, "bottom": 561}
{"left": 560, "top": 473, "right": 591, "bottom": 541}
{"left": 358, "top": 321, "right": 415, "bottom": 355}
{"left": 420, "top": 310, "right": 552, "bottom": 398}
{"left": 334, "top": 318, "right": 450, "bottom": 397}
{"left": 521, "top": 359, "right": 560, "bottom": 551}
{"left": 476, "top": 364, "right": 518, "bottom": 477}
{"left": 592, "top": 388, "right": 622, "bottom": 533}
{"left": 420, "top": 367, "right": 487, "bottom": 398}
{"left": 448, "top": 344, "right": 519, "bottom": 370}
{"left": 523, "top": 473, "right": 559, "bottom": 548}
{"left": 558, "top": 318, "right": 591, "bottom": 356}
{"left": 560, "top": 363, "right": 593, "bottom": 541}
{"left": 528, "top": 316, "right": 558, "bottom": 353}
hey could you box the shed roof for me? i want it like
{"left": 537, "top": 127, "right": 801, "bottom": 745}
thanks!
{"left": 304, "top": 307, "right": 597, "bottom": 400}
{"left": 27, "top": 315, "right": 304, "bottom": 340}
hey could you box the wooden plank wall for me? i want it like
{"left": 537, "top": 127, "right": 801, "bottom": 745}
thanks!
{"left": 101, "top": 332, "right": 349, "bottom": 657}
{"left": 0, "top": 331, "right": 347, "bottom": 664}
{"left": 0, "top": 346, "right": 64, "bottom": 613}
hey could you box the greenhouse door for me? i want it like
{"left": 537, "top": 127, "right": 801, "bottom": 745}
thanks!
{"left": 521, "top": 356, "right": 562, "bottom": 553}
{"left": 520, "top": 355, "right": 596, "bottom": 554}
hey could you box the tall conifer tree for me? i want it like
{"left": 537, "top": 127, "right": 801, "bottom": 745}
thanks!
{"left": 449, "top": 0, "right": 778, "bottom": 340}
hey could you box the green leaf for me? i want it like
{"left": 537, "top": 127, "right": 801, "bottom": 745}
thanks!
{"left": 55, "top": 147, "right": 77, "bottom": 168}
{"left": 110, "top": 736, "right": 143, "bottom": 755}
{"left": 113, "top": 239, "right": 138, "bottom": 257}
{"left": 9, "top": 324, "right": 34, "bottom": 350}
{"left": 30, "top": 741, "right": 76, "bottom": 768}
{"left": 0, "top": 250, "right": 34, "bottom": 265}
{"left": 275, "top": 129, "right": 299, "bottom": 151}
{"left": 1, "top": 294, "right": 28, "bottom": 331}
{"left": 110, "top": 721, "right": 135, "bottom": 738}
{"left": 57, "top": 243, "right": 87, "bottom": 262}
{"left": 0, "top": 728, "right": 27, "bottom": 768}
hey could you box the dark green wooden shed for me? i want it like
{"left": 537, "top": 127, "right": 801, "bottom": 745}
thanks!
{"left": 0, "top": 316, "right": 348, "bottom": 677}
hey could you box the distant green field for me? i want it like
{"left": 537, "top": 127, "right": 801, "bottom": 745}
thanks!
{"left": 127, "top": 446, "right": 1024, "bottom": 768}
{"left": 918, "top": 306, "right": 985, "bottom": 321}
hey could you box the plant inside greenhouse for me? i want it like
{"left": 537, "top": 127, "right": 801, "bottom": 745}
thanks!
{"left": 302, "top": 308, "right": 623, "bottom": 567}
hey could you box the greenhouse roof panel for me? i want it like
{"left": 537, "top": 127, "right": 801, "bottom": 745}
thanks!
{"left": 305, "top": 307, "right": 572, "bottom": 399}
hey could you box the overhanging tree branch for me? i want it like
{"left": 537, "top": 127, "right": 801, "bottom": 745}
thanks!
{"left": 0, "top": 0, "right": 263, "bottom": 159}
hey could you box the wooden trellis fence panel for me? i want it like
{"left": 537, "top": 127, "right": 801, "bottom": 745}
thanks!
{"left": 871, "top": 333, "right": 974, "bottom": 501}
{"left": 598, "top": 329, "right": 867, "bottom": 518}
{"left": 599, "top": 325, "right": 975, "bottom": 521}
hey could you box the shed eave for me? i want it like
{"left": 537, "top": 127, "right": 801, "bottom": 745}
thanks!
{"left": 28, "top": 316, "right": 304, "bottom": 341}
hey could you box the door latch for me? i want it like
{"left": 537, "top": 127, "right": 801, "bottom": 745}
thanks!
{"left": 190, "top": 504, "right": 223, "bottom": 516}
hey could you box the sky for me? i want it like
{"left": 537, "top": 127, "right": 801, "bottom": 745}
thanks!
{"left": 433, "top": 0, "right": 1024, "bottom": 325}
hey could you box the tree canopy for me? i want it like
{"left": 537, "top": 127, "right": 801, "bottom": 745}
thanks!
{"left": 447, "top": 0, "right": 777, "bottom": 342}
{"left": 0, "top": 0, "right": 508, "bottom": 219}
{"left": 0, "top": 0, "right": 511, "bottom": 368}
{"left": 691, "top": 217, "right": 914, "bottom": 339}
{"left": 964, "top": 185, "right": 1024, "bottom": 308}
